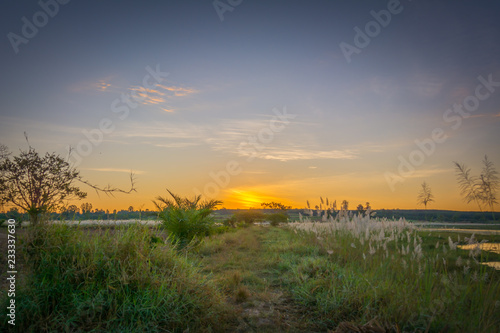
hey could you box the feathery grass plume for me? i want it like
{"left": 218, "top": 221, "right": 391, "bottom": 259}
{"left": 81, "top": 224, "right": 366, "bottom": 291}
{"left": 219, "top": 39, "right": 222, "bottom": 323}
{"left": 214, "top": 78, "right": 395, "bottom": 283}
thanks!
{"left": 287, "top": 206, "right": 500, "bottom": 331}
{"left": 479, "top": 155, "right": 499, "bottom": 215}
{"left": 454, "top": 161, "right": 484, "bottom": 211}
{"left": 448, "top": 236, "right": 457, "bottom": 250}
{"left": 417, "top": 181, "right": 435, "bottom": 209}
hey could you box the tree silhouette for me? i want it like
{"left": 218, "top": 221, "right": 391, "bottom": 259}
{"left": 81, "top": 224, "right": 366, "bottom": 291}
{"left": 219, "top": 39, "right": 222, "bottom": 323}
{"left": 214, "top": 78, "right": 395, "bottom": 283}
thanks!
{"left": 81, "top": 202, "right": 93, "bottom": 214}
{"left": 0, "top": 145, "right": 86, "bottom": 225}
{"left": 0, "top": 139, "right": 135, "bottom": 225}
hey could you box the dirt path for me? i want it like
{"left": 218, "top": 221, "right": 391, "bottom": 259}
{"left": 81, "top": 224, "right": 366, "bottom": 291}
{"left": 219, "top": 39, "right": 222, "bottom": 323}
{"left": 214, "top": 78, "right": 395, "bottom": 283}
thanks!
{"left": 195, "top": 227, "right": 323, "bottom": 332}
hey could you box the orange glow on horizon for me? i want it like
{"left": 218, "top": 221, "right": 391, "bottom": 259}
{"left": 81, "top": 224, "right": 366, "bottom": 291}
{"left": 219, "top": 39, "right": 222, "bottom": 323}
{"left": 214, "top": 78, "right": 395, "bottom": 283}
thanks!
{"left": 222, "top": 189, "right": 299, "bottom": 209}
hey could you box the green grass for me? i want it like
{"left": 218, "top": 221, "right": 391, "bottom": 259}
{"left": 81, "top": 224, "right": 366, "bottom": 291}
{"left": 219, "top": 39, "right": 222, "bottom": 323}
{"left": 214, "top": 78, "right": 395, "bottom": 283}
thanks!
{"left": 285, "top": 218, "right": 500, "bottom": 332}
{"left": 0, "top": 223, "right": 234, "bottom": 332}
{"left": 1, "top": 220, "right": 499, "bottom": 332}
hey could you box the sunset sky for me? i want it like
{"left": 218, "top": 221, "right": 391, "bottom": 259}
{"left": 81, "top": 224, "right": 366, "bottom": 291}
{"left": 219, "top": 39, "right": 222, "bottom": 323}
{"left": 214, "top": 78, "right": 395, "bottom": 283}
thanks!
{"left": 1, "top": 1, "right": 500, "bottom": 212}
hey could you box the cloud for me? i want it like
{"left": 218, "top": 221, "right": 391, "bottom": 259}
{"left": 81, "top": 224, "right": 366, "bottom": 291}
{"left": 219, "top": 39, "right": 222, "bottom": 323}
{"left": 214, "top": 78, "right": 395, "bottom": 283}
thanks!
{"left": 156, "top": 84, "right": 198, "bottom": 97}
{"left": 152, "top": 142, "right": 199, "bottom": 148}
{"left": 407, "top": 73, "right": 444, "bottom": 98}
{"left": 404, "top": 168, "right": 454, "bottom": 179}
{"left": 71, "top": 77, "right": 198, "bottom": 112}
{"left": 243, "top": 148, "right": 358, "bottom": 161}
{"left": 83, "top": 168, "right": 145, "bottom": 174}
{"left": 69, "top": 76, "right": 118, "bottom": 93}
{"left": 113, "top": 118, "right": 359, "bottom": 161}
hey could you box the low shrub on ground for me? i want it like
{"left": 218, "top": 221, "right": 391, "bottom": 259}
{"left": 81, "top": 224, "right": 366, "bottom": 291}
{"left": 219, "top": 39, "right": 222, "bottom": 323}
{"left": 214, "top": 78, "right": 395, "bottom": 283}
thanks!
{"left": 233, "top": 210, "right": 266, "bottom": 227}
{"left": 154, "top": 189, "right": 222, "bottom": 247}
{"left": 267, "top": 212, "right": 288, "bottom": 226}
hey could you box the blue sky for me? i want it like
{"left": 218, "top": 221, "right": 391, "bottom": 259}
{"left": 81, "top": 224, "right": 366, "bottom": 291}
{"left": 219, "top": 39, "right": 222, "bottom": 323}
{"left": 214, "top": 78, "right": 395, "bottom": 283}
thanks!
{"left": 1, "top": 0, "right": 499, "bottom": 211}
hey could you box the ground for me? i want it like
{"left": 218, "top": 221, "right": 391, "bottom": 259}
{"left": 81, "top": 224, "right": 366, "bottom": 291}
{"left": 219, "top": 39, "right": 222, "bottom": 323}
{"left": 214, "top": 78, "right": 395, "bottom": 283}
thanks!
{"left": 193, "top": 226, "right": 321, "bottom": 332}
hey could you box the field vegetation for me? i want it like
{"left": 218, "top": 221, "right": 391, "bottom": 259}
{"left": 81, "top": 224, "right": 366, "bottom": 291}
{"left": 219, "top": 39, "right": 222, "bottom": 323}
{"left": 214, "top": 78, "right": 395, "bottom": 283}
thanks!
{"left": 1, "top": 200, "right": 499, "bottom": 332}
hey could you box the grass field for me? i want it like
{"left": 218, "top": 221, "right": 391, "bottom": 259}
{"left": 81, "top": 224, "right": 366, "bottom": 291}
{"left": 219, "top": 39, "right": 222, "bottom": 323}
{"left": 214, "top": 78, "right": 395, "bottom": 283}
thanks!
{"left": 1, "top": 216, "right": 500, "bottom": 332}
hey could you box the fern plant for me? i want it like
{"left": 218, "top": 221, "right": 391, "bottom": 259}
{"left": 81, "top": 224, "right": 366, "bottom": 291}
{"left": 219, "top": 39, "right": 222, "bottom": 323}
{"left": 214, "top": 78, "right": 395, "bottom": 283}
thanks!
{"left": 153, "top": 189, "right": 221, "bottom": 246}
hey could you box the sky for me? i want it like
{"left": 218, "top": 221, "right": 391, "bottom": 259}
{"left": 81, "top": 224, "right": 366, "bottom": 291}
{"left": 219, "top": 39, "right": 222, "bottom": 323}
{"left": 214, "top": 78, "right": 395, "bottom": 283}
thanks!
{"left": 1, "top": 0, "right": 500, "bottom": 212}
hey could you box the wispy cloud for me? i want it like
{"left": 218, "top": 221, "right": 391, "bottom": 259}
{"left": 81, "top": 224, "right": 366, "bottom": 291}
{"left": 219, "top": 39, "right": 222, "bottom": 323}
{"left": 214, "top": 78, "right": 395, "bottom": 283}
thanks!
{"left": 84, "top": 167, "right": 145, "bottom": 174}
{"left": 404, "top": 168, "right": 453, "bottom": 179}
{"left": 113, "top": 119, "right": 359, "bottom": 161}
{"left": 157, "top": 84, "right": 198, "bottom": 97}
{"left": 123, "top": 84, "right": 198, "bottom": 112}
{"left": 151, "top": 142, "right": 199, "bottom": 148}
{"left": 239, "top": 148, "right": 358, "bottom": 161}
{"left": 407, "top": 73, "right": 444, "bottom": 98}
{"left": 69, "top": 76, "right": 119, "bottom": 93}
{"left": 72, "top": 77, "right": 198, "bottom": 112}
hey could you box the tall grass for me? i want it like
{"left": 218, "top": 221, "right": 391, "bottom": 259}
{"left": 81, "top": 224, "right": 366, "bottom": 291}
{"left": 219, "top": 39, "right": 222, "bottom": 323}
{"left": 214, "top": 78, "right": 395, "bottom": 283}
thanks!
{"left": 286, "top": 211, "right": 500, "bottom": 331}
{"left": 0, "top": 223, "right": 233, "bottom": 332}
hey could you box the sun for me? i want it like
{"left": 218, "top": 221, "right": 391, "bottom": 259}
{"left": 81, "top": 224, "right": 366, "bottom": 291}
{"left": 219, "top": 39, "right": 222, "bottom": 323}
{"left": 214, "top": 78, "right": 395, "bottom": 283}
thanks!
{"left": 226, "top": 190, "right": 263, "bottom": 208}
{"left": 223, "top": 188, "right": 295, "bottom": 209}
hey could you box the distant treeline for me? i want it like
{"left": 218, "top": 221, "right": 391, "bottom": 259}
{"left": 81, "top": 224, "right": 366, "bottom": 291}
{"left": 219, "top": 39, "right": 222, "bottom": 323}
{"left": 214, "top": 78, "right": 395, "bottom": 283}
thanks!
{"left": 372, "top": 209, "right": 499, "bottom": 222}
{"left": 1, "top": 208, "right": 498, "bottom": 224}
{"left": 215, "top": 208, "right": 500, "bottom": 223}
{"left": 0, "top": 208, "right": 158, "bottom": 223}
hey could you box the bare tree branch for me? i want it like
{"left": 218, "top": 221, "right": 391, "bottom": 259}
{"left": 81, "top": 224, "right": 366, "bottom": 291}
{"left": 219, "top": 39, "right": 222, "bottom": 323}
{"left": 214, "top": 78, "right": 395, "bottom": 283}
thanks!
{"left": 77, "top": 172, "right": 136, "bottom": 197}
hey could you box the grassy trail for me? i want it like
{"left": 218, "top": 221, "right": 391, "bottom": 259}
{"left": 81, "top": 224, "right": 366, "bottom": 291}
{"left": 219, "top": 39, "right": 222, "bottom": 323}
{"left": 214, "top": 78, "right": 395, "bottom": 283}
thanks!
{"left": 195, "top": 226, "right": 321, "bottom": 332}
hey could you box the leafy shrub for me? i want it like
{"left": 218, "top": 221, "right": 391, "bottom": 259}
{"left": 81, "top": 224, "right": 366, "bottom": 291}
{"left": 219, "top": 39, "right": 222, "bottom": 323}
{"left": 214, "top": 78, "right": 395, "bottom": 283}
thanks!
{"left": 222, "top": 215, "right": 237, "bottom": 228}
{"left": 233, "top": 210, "right": 266, "bottom": 226}
{"left": 267, "top": 212, "right": 288, "bottom": 226}
{"left": 154, "top": 189, "right": 221, "bottom": 246}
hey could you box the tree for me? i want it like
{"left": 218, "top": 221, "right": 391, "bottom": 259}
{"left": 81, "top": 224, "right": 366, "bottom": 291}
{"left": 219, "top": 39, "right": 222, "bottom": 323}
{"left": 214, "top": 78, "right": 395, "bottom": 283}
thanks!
{"left": 0, "top": 144, "right": 10, "bottom": 160}
{"left": 261, "top": 201, "right": 291, "bottom": 211}
{"left": 341, "top": 200, "right": 349, "bottom": 211}
{"left": 81, "top": 202, "right": 93, "bottom": 214}
{"left": 128, "top": 205, "right": 134, "bottom": 212}
{"left": 0, "top": 140, "right": 136, "bottom": 225}
{"left": 0, "top": 145, "right": 86, "bottom": 224}
{"left": 356, "top": 204, "right": 365, "bottom": 215}
{"left": 64, "top": 204, "right": 79, "bottom": 220}
{"left": 454, "top": 155, "right": 499, "bottom": 213}
{"left": 417, "top": 181, "right": 434, "bottom": 209}
{"left": 67, "top": 205, "right": 79, "bottom": 214}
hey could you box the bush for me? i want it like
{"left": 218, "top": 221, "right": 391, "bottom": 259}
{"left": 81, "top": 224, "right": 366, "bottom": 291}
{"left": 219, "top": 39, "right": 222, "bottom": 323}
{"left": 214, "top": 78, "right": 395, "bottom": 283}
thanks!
{"left": 233, "top": 210, "right": 266, "bottom": 226}
{"left": 222, "top": 215, "right": 237, "bottom": 228}
{"left": 267, "top": 212, "right": 288, "bottom": 226}
{"left": 154, "top": 189, "right": 222, "bottom": 247}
